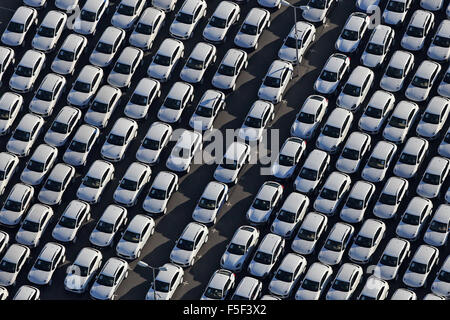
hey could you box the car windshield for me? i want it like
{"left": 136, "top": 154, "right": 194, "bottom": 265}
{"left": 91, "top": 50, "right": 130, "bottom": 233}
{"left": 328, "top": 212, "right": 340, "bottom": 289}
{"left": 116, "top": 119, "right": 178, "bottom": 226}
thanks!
{"left": 204, "top": 287, "right": 223, "bottom": 299}
{"left": 412, "top": 76, "right": 429, "bottom": 88}
{"left": 142, "top": 138, "right": 160, "bottom": 150}
{"left": 209, "top": 16, "right": 227, "bottom": 28}
{"left": 320, "top": 188, "right": 337, "bottom": 200}
{"left": 154, "top": 54, "right": 171, "bottom": 66}
{"left": 409, "top": 262, "right": 427, "bottom": 274}
{"left": 58, "top": 49, "right": 75, "bottom": 62}
{"left": 264, "top": 76, "right": 281, "bottom": 88}
{"left": 366, "top": 43, "right": 383, "bottom": 55}
{"left": 407, "top": 26, "right": 424, "bottom": 38}
{"left": 149, "top": 187, "right": 166, "bottom": 200}
{"left": 113, "top": 62, "right": 131, "bottom": 74}
{"left": 177, "top": 239, "right": 194, "bottom": 251}
{"left": 45, "top": 179, "right": 62, "bottom": 191}
{"left": 7, "top": 22, "right": 24, "bottom": 33}
{"left": 276, "top": 270, "right": 293, "bottom": 282}
{"left": 135, "top": 22, "right": 152, "bottom": 35}
{"left": 254, "top": 251, "right": 272, "bottom": 265}
{"left": 4, "top": 200, "right": 21, "bottom": 212}
{"left": 298, "top": 228, "right": 315, "bottom": 241}
{"left": 325, "top": 239, "right": 342, "bottom": 252}
{"left": 332, "top": 279, "right": 350, "bottom": 292}
{"left": 130, "top": 93, "right": 148, "bottom": 106}
{"left": 83, "top": 176, "right": 101, "bottom": 188}
{"left": 22, "top": 220, "right": 40, "bottom": 233}
{"left": 218, "top": 64, "right": 235, "bottom": 76}
{"left": 72, "top": 264, "right": 89, "bottom": 277}
{"left": 322, "top": 125, "right": 341, "bottom": 138}
{"left": 227, "top": 242, "right": 246, "bottom": 255}
{"left": 302, "top": 279, "right": 319, "bottom": 291}
{"left": 69, "top": 140, "right": 87, "bottom": 152}
{"left": 117, "top": 4, "right": 135, "bottom": 16}
{"left": 176, "top": 12, "right": 193, "bottom": 24}
{"left": 423, "top": 173, "right": 440, "bottom": 185}
{"left": 96, "top": 41, "right": 113, "bottom": 54}
{"left": 430, "top": 220, "right": 447, "bottom": 233}
{"left": 97, "top": 274, "right": 114, "bottom": 287}
{"left": 341, "top": 29, "right": 358, "bottom": 41}
{"left": 380, "top": 254, "right": 398, "bottom": 267}
{"left": 123, "top": 231, "right": 140, "bottom": 243}
{"left": 195, "top": 105, "right": 213, "bottom": 117}
{"left": 59, "top": 216, "right": 76, "bottom": 229}
{"left": 309, "top": 0, "right": 326, "bottom": 9}
{"left": 402, "top": 213, "right": 420, "bottom": 225}
{"left": 0, "top": 109, "right": 10, "bottom": 120}
{"left": 355, "top": 235, "right": 373, "bottom": 248}
{"left": 154, "top": 280, "right": 170, "bottom": 293}
{"left": 399, "top": 152, "right": 417, "bottom": 165}
{"left": 253, "top": 198, "right": 271, "bottom": 211}
{"left": 107, "top": 134, "right": 125, "bottom": 146}
{"left": 438, "top": 270, "right": 450, "bottom": 282}
{"left": 346, "top": 197, "right": 364, "bottom": 210}
{"left": 241, "top": 23, "right": 258, "bottom": 35}
{"left": 80, "top": 10, "right": 96, "bottom": 22}
{"left": 320, "top": 69, "right": 338, "bottom": 82}
{"left": 96, "top": 221, "right": 114, "bottom": 233}
{"left": 36, "top": 89, "right": 53, "bottom": 101}
{"left": 35, "top": 259, "right": 52, "bottom": 272}
{"left": 387, "top": 0, "right": 405, "bottom": 12}
{"left": 0, "top": 260, "right": 16, "bottom": 273}
{"left": 199, "top": 198, "right": 217, "bottom": 210}
{"left": 379, "top": 193, "right": 396, "bottom": 205}
{"left": 27, "top": 160, "right": 45, "bottom": 172}
{"left": 279, "top": 154, "right": 295, "bottom": 166}
{"left": 299, "top": 167, "right": 317, "bottom": 180}
{"left": 186, "top": 58, "right": 204, "bottom": 70}
{"left": 423, "top": 112, "right": 440, "bottom": 124}
{"left": 285, "top": 36, "right": 302, "bottom": 49}
{"left": 433, "top": 35, "right": 450, "bottom": 48}
{"left": 37, "top": 26, "right": 54, "bottom": 37}
{"left": 51, "top": 121, "right": 69, "bottom": 134}
{"left": 15, "top": 66, "right": 33, "bottom": 77}
{"left": 91, "top": 101, "right": 109, "bottom": 113}
{"left": 277, "top": 210, "right": 296, "bottom": 223}
{"left": 368, "top": 157, "right": 385, "bottom": 169}
{"left": 172, "top": 146, "right": 190, "bottom": 159}
{"left": 298, "top": 111, "right": 315, "bottom": 124}
{"left": 120, "top": 179, "right": 137, "bottom": 191}
{"left": 386, "top": 66, "right": 403, "bottom": 79}
{"left": 342, "top": 148, "right": 359, "bottom": 160}
{"left": 164, "top": 98, "right": 182, "bottom": 110}
{"left": 343, "top": 84, "right": 361, "bottom": 96}
{"left": 245, "top": 116, "right": 262, "bottom": 128}
{"left": 389, "top": 116, "right": 407, "bottom": 128}
{"left": 221, "top": 158, "right": 238, "bottom": 170}
{"left": 73, "top": 81, "right": 91, "bottom": 93}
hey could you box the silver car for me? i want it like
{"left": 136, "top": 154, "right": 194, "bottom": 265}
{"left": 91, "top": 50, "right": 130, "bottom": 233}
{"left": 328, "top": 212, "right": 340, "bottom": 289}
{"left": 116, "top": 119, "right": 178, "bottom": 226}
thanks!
{"left": 38, "top": 163, "right": 75, "bottom": 206}
{"left": 438, "top": 126, "right": 450, "bottom": 158}
{"left": 361, "top": 25, "right": 394, "bottom": 69}
{"left": 113, "top": 162, "right": 151, "bottom": 207}
{"left": 401, "top": 10, "right": 434, "bottom": 51}
{"left": 302, "top": 0, "right": 337, "bottom": 24}
{"left": 212, "top": 48, "right": 247, "bottom": 91}
{"left": 142, "top": 170, "right": 178, "bottom": 214}
{"left": 85, "top": 85, "right": 122, "bottom": 129}
{"left": 9, "top": 49, "right": 45, "bottom": 93}
{"left": 67, "top": 65, "right": 103, "bottom": 107}
{"left": 64, "top": 247, "right": 102, "bottom": 293}
{"left": 424, "top": 204, "right": 450, "bottom": 247}
{"left": 348, "top": 219, "right": 386, "bottom": 264}
{"left": 358, "top": 276, "right": 389, "bottom": 300}
{"left": 136, "top": 122, "right": 172, "bottom": 165}
{"left": 382, "top": 0, "right": 411, "bottom": 26}
{"left": 214, "top": 141, "right": 250, "bottom": 185}
{"left": 89, "top": 26, "right": 125, "bottom": 68}
{"left": 417, "top": 156, "right": 450, "bottom": 199}
{"left": 391, "top": 288, "right": 417, "bottom": 300}
{"left": 202, "top": 1, "right": 240, "bottom": 43}
{"left": 52, "top": 200, "right": 91, "bottom": 243}
{"left": 0, "top": 47, "right": 15, "bottom": 83}
{"left": 115, "top": 214, "right": 155, "bottom": 260}
{"left": 293, "top": 149, "right": 329, "bottom": 196}
{"left": 335, "top": 12, "right": 369, "bottom": 54}
{"left": 246, "top": 181, "right": 283, "bottom": 226}
{"left": 101, "top": 117, "right": 138, "bottom": 162}
{"left": 180, "top": 42, "right": 216, "bottom": 84}
{"left": 313, "top": 171, "right": 351, "bottom": 216}
{"left": 166, "top": 130, "right": 202, "bottom": 173}
{"left": 89, "top": 205, "right": 128, "bottom": 248}
{"left": 361, "top": 140, "right": 397, "bottom": 183}
{"left": 258, "top": 60, "right": 293, "bottom": 104}
{"left": 248, "top": 233, "right": 285, "bottom": 279}
{"left": 0, "top": 183, "right": 34, "bottom": 227}
{"left": 234, "top": 8, "right": 270, "bottom": 50}
{"left": 375, "top": 237, "right": 411, "bottom": 281}
{"left": 107, "top": 46, "right": 144, "bottom": 89}
{"left": 0, "top": 92, "right": 23, "bottom": 136}
{"left": 201, "top": 269, "right": 235, "bottom": 300}
{"left": 373, "top": 177, "right": 408, "bottom": 219}
{"left": 157, "top": 81, "right": 194, "bottom": 124}
{"left": 29, "top": 73, "right": 66, "bottom": 117}
{"left": 295, "top": 262, "right": 333, "bottom": 300}
{"left": 169, "top": 0, "right": 207, "bottom": 40}
{"left": 340, "top": 180, "right": 375, "bottom": 223}
{"left": 16, "top": 203, "right": 53, "bottom": 248}
{"left": 145, "top": 263, "right": 184, "bottom": 300}
{"left": 393, "top": 137, "right": 428, "bottom": 179}
{"left": 77, "top": 160, "right": 115, "bottom": 204}
{"left": 63, "top": 124, "right": 100, "bottom": 167}
{"left": 336, "top": 131, "right": 371, "bottom": 174}
{"left": 268, "top": 253, "right": 306, "bottom": 299}
{"left": 238, "top": 100, "right": 274, "bottom": 143}
{"left": 55, "top": 0, "right": 79, "bottom": 11}
{"left": 111, "top": 0, "right": 145, "bottom": 30}
{"left": 316, "top": 107, "right": 353, "bottom": 154}
{"left": 152, "top": 0, "right": 177, "bottom": 11}
{"left": 396, "top": 196, "right": 433, "bottom": 241}
{"left": 336, "top": 66, "right": 374, "bottom": 111}
{"left": 383, "top": 100, "right": 419, "bottom": 144}
{"left": 431, "top": 255, "right": 450, "bottom": 298}
{"left": 189, "top": 89, "right": 225, "bottom": 131}
{"left": 318, "top": 222, "right": 354, "bottom": 266}
{"left": 313, "top": 53, "right": 350, "bottom": 96}
{"left": 416, "top": 96, "right": 450, "bottom": 140}
{"left": 271, "top": 137, "right": 306, "bottom": 181}
{"left": 27, "top": 242, "right": 65, "bottom": 286}
{"left": 220, "top": 225, "right": 259, "bottom": 272}
{"left": 379, "top": 50, "right": 414, "bottom": 92}
{"left": 0, "top": 244, "right": 31, "bottom": 286}
{"left": 290, "top": 95, "right": 328, "bottom": 140}
{"left": 278, "top": 21, "right": 315, "bottom": 64}
{"left": 1, "top": 6, "right": 38, "bottom": 47}
{"left": 358, "top": 90, "right": 395, "bottom": 134}
{"left": 124, "top": 78, "right": 161, "bottom": 120}
{"left": 51, "top": 34, "right": 88, "bottom": 75}
{"left": 20, "top": 144, "right": 57, "bottom": 186}
{"left": 231, "top": 276, "right": 262, "bottom": 300}
{"left": 405, "top": 60, "right": 441, "bottom": 102}
{"left": 147, "top": 38, "right": 184, "bottom": 82}
{"left": 13, "top": 285, "right": 39, "bottom": 300}
{"left": 192, "top": 181, "right": 228, "bottom": 225}
{"left": 0, "top": 152, "right": 19, "bottom": 195}
{"left": 403, "top": 244, "right": 439, "bottom": 288}
{"left": 73, "top": 0, "right": 109, "bottom": 36}
{"left": 438, "top": 65, "right": 450, "bottom": 98}
{"left": 129, "top": 7, "right": 166, "bottom": 50}
{"left": 89, "top": 257, "right": 128, "bottom": 300}
{"left": 326, "top": 263, "right": 363, "bottom": 300}
{"left": 44, "top": 106, "right": 81, "bottom": 147}
{"left": 291, "top": 212, "right": 327, "bottom": 255}
{"left": 427, "top": 19, "right": 450, "bottom": 61}
{"left": 31, "top": 10, "right": 67, "bottom": 53}
{"left": 170, "top": 222, "right": 208, "bottom": 267}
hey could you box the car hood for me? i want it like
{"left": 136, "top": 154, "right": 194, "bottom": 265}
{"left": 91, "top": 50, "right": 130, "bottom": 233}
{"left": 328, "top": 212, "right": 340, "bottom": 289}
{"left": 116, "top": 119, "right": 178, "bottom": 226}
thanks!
{"left": 89, "top": 52, "right": 112, "bottom": 68}
{"left": 101, "top": 144, "right": 123, "bottom": 159}
{"left": 291, "top": 121, "right": 314, "bottom": 139}
{"left": 68, "top": 90, "right": 91, "bottom": 106}
{"left": 20, "top": 169, "right": 45, "bottom": 185}
{"left": 314, "top": 197, "right": 336, "bottom": 214}
{"left": 28, "top": 267, "right": 51, "bottom": 285}
{"left": 373, "top": 203, "right": 396, "bottom": 219}
{"left": 214, "top": 167, "right": 236, "bottom": 183}
{"left": 294, "top": 177, "right": 316, "bottom": 194}
{"left": 417, "top": 182, "right": 439, "bottom": 198}
{"left": 235, "top": 33, "right": 257, "bottom": 48}
{"left": 247, "top": 207, "right": 271, "bottom": 224}
{"left": 326, "top": 290, "right": 349, "bottom": 300}
{"left": 90, "top": 282, "right": 113, "bottom": 300}
{"left": 424, "top": 230, "right": 446, "bottom": 247}
{"left": 9, "top": 75, "right": 31, "bottom": 91}
{"left": 108, "top": 72, "right": 130, "bottom": 88}
{"left": 296, "top": 288, "right": 319, "bottom": 300}
{"left": 190, "top": 114, "right": 213, "bottom": 131}
{"left": 258, "top": 85, "right": 279, "bottom": 102}
{"left": 112, "top": 14, "right": 135, "bottom": 30}
{"left": 44, "top": 131, "right": 67, "bottom": 147}
{"left": 341, "top": 207, "right": 363, "bottom": 223}
{"left": 269, "top": 279, "right": 292, "bottom": 297}
{"left": 38, "top": 189, "right": 60, "bottom": 205}
{"left": 361, "top": 53, "right": 383, "bottom": 68}
{"left": 166, "top": 156, "right": 190, "bottom": 172}
{"left": 380, "top": 76, "right": 403, "bottom": 92}
{"left": 417, "top": 122, "right": 438, "bottom": 138}
{"left": 15, "top": 230, "right": 37, "bottom": 246}
{"left": 291, "top": 238, "right": 315, "bottom": 255}
{"left": 303, "top": 8, "right": 325, "bottom": 22}
{"left": 203, "top": 26, "right": 226, "bottom": 42}
{"left": 221, "top": 252, "right": 244, "bottom": 270}
{"left": 52, "top": 225, "right": 76, "bottom": 242}
{"left": 427, "top": 45, "right": 450, "bottom": 61}
{"left": 401, "top": 36, "right": 424, "bottom": 51}
{"left": 170, "top": 247, "right": 192, "bottom": 265}
{"left": 403, "top": 271, "right": 426, "bottom": 288}
{"left": 382, "top": 11, "right": 404, "bottom": 25}
{"left": 0, "top": 270, "right": 16, "bottom": 286}
{"left": 271, "top": 219, "right": 295, "bottom": 237}
{"left": 143, "top": 197, "right": 167, "bottom": 213}
{"left": 394, "top": 163, "right": 416, "bottom": 179}
{"left": 336, "top": 38, "right": 358, "bottom": 53}
{"left": 7, "top": 139, "right": 28, "bottom": 155}
{"left": 192, "top": 207, "right": 215, "bottom": 224}
{"left": 158, "top": 107, "right": 180, "bottom": 123}
{"left": 212, "top": 73, "right": 234, "bottom": 90}
{"left": 349, "top": 245, "right": 371, "bottom": 262}
{"left": 248, "top": 261, "right": 271, "bottom": 278}
{"left": 90, "top": 231, "right": 113, "bottom": 247}
{"left": 51, "top": 60, "right": 73, "bottom": 75}
{"left": 149, "top": 64, "right": 169, "bottom": 80}
{"left": 336, "top": 158, "right": 358, "bottom": 174}
{"left": 85, "top": 110, "right": 107, "bottom": 127}
{"left": 377, "top": 263, "right": 397, "bottom": 281}
{"left": 116, "top": 239, "right": 138, "bottom": 257}
{"left": 63, "top": 150, "right": 85, "bottom": 166}
{"left": 271, "top": 163, "right": 294, "bottom": 179}
{"left": 125, "top": 103, "right": 148, "bottom": 119}
{"left": 114, "top": 188, "right": 136, "bottom": 206}
{"left": 431, "top": 280, "right": 450, "bottom": 297}
{"left": 64, "top": 274, "right": 88, "bottom": 291}
{"left": 314, "top": 79, "right": 337, "bottom": 95}
{"left": 180, "top": 67, "right": 202, "bottom": 83}
{"left": 278, "top": 46, "right": 297, "bottom": 63}
{"left": 361, "top": 166, "right": 383, "bottom": 182}
{"left": 396, "top": 223, "right": 418, "bottom": 239}
{"left": 238, "top": 126, "right": 261, "bottom": 142}
{"left": 77, "top": 185, "right": 99, "bottom": 202}
{"left": 32, "top": 36, "right": 53, "bottom": 51}
{"left": 170, "top": 21, "right": 191, "bottom": 38}
{"left": 359, "top": 115, "right": 382, "bottom": 133}
{"left": 337, "top": 92, "right": 359, "bottom": 109}
{"left": 316, "top": 134, "right": 339, "bottom": 152}
{"left": 319, "top": 249, "right": 341, "bottom": 265}
{"left": 0, "top": 209, "right": 22, "bottom": 226}
{"left": 1, "top": 31, "right": 23, "bottom": 46}
{"left": 136, "top": 148, "right": 159, "bottom": 164}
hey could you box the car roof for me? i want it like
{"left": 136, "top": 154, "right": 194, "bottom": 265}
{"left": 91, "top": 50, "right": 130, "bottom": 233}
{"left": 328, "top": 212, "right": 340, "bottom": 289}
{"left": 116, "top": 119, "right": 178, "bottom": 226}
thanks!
{"left": 368, "top": 90, "right": 394, "bottom": 108}
{"left": 74, "top": 247, "right": 100, "bottom": 267}
{"left": 413, "top": 244, "right": 438, "bottom": 264}
{"left": 432, "top": 204, "right": 450, "bottom": 224}
{"left": 88, "top": 160, "right": 112, "bottom": 179}
{"left": 402, "top": 137, "right": 426, "bottom": 156}
{"left": 19, "top": 50, "right": 44, "bottom": 68}
{"left": 426, "top": 156, "right": 449, "bottom": 175}
{"left": 289, "top": 21, "right": 314, "bottom": 39}
{"left": 167, "top": 82, "right": 192, "bottom": 100}
{"left": 209, "top": 269, "right": 233, "bottom": 289}
{"left": 135, "top": 78, "right": 159, "bottom": 96}
{"left": 306, "top": 262, "right": 330, "bottom": 281}
{"left": 83, "top": 0, "right": 105, "bottom": 12}
{"left": 336, "top": 263, "right": 360, "bottom": 281}
{"left": 424, "top": 96, "right": 449, "bottom": 114}
{"left": 436, "top": 19, "right": 450, "bottom": 36}
{"left": 55, "top": 106, "right": 79, "bottom": 124}
{"left": 176, "top": 130, "right": 201, "bottom": 148}
{"left": 60, "top": 34, "right": 86, "bottom": 52}
{"left": 358, "top": 219, "right": 384, "bottom": 238}
{"left": 281, "top": 192, "right": 307, "bottom": 213}
{"left": 258, "top": 233, "right": 282, "bottom": 254}
{"left": 100, "top": 205, "right": 126, "bottom": 224}
{"left": 120, "top": 0, "right": 140, "bottom": 7}
{"left": 382, "top": 177, "right": 407, "bottom": 196}
{"left": 146, "top": 121, "right": 170, "bottom": 141}
{"left": 248, "top": 100, "right": 271, "bottom": 119}
{"left": 224, "top": 141, "right": 248, "bottom": 160}
{"left": 38, "top": 242, "right": 63, "bottom": 262}
{"left": 302, "top": 212, "right": 327, "bottom": 231}
{"left": 8, "top": 183, "right": 32, "bottom": 202}
{"left": 372, "top": 141, "right": 395, "bottom": 159}
{"left": 101, "top": 257, "right": 127, "bottom": 277}
{"left": 78, "top": 65, "right": 102, "bottom": 83}
{"left": 12, "top": 6, "right": 36, "bottom": 23}
{"left": 384, "top": 237, "right": 408, "bottom": 257}
{"left": 0, "top": 152, "right": 16, "bottom": 170}
{"left": 256, "top": 181, "right": 281, "bottom": 201}
{"left": 126, "top": 214, "right": 152, "bottom": 234}
{"left": 156, "top": 263, "right": 181, "bottom": 283}
{"left": 48, "top": 163, "right": 72, "bottom": 182}
{"left": 393, "top": 100, "right": 418, "bottom": 118}
{"left": 347, "top": 66, "right": 373, "bottom": 85}
{"left": 41, "top": 10, "right": 65, "bottom": 28}
{"left": 99, "top": 26, "right": 124, "bottom": 45}
{"left": 180, "top": 0, "right": 202, "bottom": 13}
{"left": 389, "top": 50, "right": 413, "bottom": 69}
{"left": 213, "top": 1, "right": 238, "bottom": 19}
{"left": 232, "top": 226, "right": 256, "bottom": 246}
{"left": 117, "top": 46, "right": 142, "bottom": 63}
{"left": 416, "top": 60, "right": 440, "bottom": 78}
{"left": 110, "top": 117, "right": 136, "bottom": 136}
{"left": 279, "top": 253, "right": 304, "bottom": 272}
{"left": 345, "top": 132, "right": 369, "bottom": 151}
{"left": 39, "top": 73, "right": 64, "bottom": 92}
{"left": 222, "top": 48, "right": 245, "bottom": 67}
{"left": 190, "top": 42, "right": 214, "bottom": 61}
{"left": 123, "top": 162, "right": 149, "bottom": 182}
{"left": 158, "top": 38, "right": 183, "bottom": 56}
{"left": 301, "top": 95, "right": 326, "bottom": 113}
{"left": 140, "top": 7, "right": 164, "bottom": 24}
{"left": 0, "top": 92, "right": 22, "bottom": 110}
{"left": 14, "top": 285, "right": 38, "bottom": 300}
{"left": 410, "top": 10, "right": 433, "bottom": 27}
{"left": 234, "top": 276, "right": 259, "bottom": 297}
{"left": 349, "top": 181, "right": 373, "bottom": 199}
{"left": 329, "top": 222, "right": 352, "bottom": 241}
{"left": 202, "top": 181, "right": 226, "bottom": 201}
{"left": 244, "top": 7, "right": 268, "bottom": 26}
{"left": 152, "top": 171, "right": 176, "bottom": 190}
{"left": 344, "top": 13, "right": 367, "bottom": 31}
{"left": 280, "top": 138, "right": 303, "bottom": 157}
{"left": 24, "top": 203, "right": 50, "bottom": 222}
{"left": 324, "top": 171, "right": 349, "bottom": 190}
{"left": 63, "top": 200, "right": 88, "bottom": 219}
{"left": 181, "top": 222, "right": 205, "bottom": 241}
{"left": 369, "top": 25, "right": 391, "bottom": 45}
{"left": 17, "top": 113, "right": 42, "bottom": 132}
{"left": 3, "top": 243, "right": 28, "bottom": 262}
{"left": 73, "top": 124, "right": 98, "bottom": 142}
{"left": 266, "top": 60, "right": 292, "bottom": 79}
{"left": 304, "top": 149, "right": 328, "bottom": 170}
{"left": 327, "top": 107, "right": 351, "bottom": 127}
{"left": 405, "top": 196, "right": 431, "bottom": 215}
{"left": 362, "top": 276, "right": 386, "bottom": 296}
{"left": 324, "top": 53, "right": 347, "bottom": 73}
{"left": 199, "top": 89, "right": 224, "bottom": 109}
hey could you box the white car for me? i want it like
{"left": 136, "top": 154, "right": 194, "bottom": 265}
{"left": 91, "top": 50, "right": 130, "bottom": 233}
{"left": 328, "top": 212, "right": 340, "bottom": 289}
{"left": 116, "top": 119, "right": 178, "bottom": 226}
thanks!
{"left": 438, "top": 126, "right": 450, "bottom": 158}
{"left": 1, "top": 6, "right": 38, "bottom": 47}
{"left": 64, "top": 247, "right": 102, "bottom": 293}
{"left": 335, "top": 13, "right": 369, "bottom": 54}
{"left": 375, "top": 237, "right": 410, "bottom": 281}
{"left": 336, "top": 131, "right": 371, "bottom": 174}
{"left": 89, "top": 257, "right": 128, "bottom": 300}
{"left": 38, "top": 163, "right": 75, "bottom": 206}
{"left": 111, "top": 0, "right": 145, "bottom": 30}
{"left": 73, "top": 0, "right": 109, "bottom": 36}
{"left": 89, "top": 205, "right": 127, "bottom": 248}
{"left": 142, "top": 170, "right": 178, "bottom": 214}
{"left": 420, "top": 0, "right": 444, "bottom": 11}
{"left": 382, "top": 100, "right": 419, "bottom": 144}
{"left": 295, "top": 262, "right": 333, "bottom": 300}
{"left": 157, "top": 81, "right": 194, "bottom": 124}
{"left": 15, "top": 203, "right": 53, "bottom": 247}
{"left": 316, "top": 107, "right": 353, "bottom": 154}
{"left": 51, "top": 34, "right": 87, "bottom": 75}
{"left": 438, "top": 65, "right": 450, "bottom": 98}
{"left": 180, "top": 42, "right": 216, "bottom": 84}
{"left": 314, "top": 53, "right": 350, "bottom": 96}
{"left": 258, "top": 60, "right": 293, "bottom": 104}
{"left": 52, "top": 200, "right": 91, "bottom": 243}
{"left": 9, "top": 49, "right": 45, "bottom": 93}
{"left": 213, "top": 141, "right": 250, "bottom": 185}
{"left": 13, "top": 285, "right": 40, "bottom": 300}
{"left": 313, "top": 171, "right": 351, "bottom": 216}
{"left": 379, "top": 50, "right": 414, "bottom": 92}
{"left": 0, "top": 92, "right": 22, "bottom": 136}
{"left": 396, "top": 196, "right": 433, "bottom": 240}
{"left": 403, "top": 244, "right": 439, "bottom": 288}
{"left": 85, "top": 85, "right": 122, "bottom": 129}
{"left": 7, "top": 113, "right": 44, "bottom": 157}
{"left": 136, "top": 122, "right": 172, "bottom": 165}
{"left": 348, "top": 219, "right": 386, "bottom": 264}
{"left": 166, "top": 130, "right": 202, "bottom": 173}
{"left": 0, "top": 152, "right": 19, "bottom": 195}
{"left": 201, "top": 269, "right": 235, "bottom": 300}
{"left": 238, "top": 100, "right": 274, "bottom": 143}
{"left": 23, "top": 0, "right": 47, "bottom": 8}
{"left": 63, "top": 124, "right": 100, "bottom": 167}
{"left": 129, "top": 7, "right": 165, "bottom": 50}
{"left": 401, "top": 10, "right": 435, "bottom": 51}
{"left": 27, "top": 242, "right": 65, "bottom": 286}
{"left": 203, "top": 1, "right": 240, "bottom": 43}
{"left": 373, "top": 177, "right": 408, "bottom": 219}
{"left": 257, "top": 0, "right": 281, "bottom": 8}
{"left": 416, "top": 96, "right": 450, "bottom": 140}
{"left": 393, "top": 137, "right": 428, "bottom": 179}
{"left": 290, "top": 95, "right": 328, "bottom": 140}
{"left": 115, "top": 214, "right": 155, "bottom": 260}
{"left": 246, "top": 181, "right": 283, "bottom": 227}
{"left": 340, "top": 180, "right": 375, "bottom": 223}
{"left": 326, "top": 263, "right": 363, "bottom": 300}
{"left": 268, "top": 253, "right": 307, "bottom": 299}
{"left": 55, "top": 0, "right": 79, "bottom": 11}
{"left": 405, "top": 60, "right": 441, "bottom": 102}
{"left": 293, "top": 149, "right": 329, "bottom": 196}
{"left": 77, "top": 160, "right": 115, "bottom": 204}
{"left": 427, "top": 20, "right": 450, "bottom": 62}
{"left": 318, "top": 222, "right": 354, "bottom": 266}
{"left": 0, "top": 47, "right": 14, "bottom": 86}
{"left": 382, "top": 0, "right": 412, "bottom": 26}
{"left": 278, "top": 21, "right": 316, "bottom": 64}
{"left": 416, "top": 156, "right": 450, "bottom": 199}
{"left": 424, "top": 204, "right": 450, "bottom": 247}
{"left": 192, "top": 181, "right": 228, "bottom": 225}
{"left": 107, "top": 46, "right": 144, "bottom": 89}
{"left": 361, "top": 141, "right": 397, "bottom": 183}
{"left": 67, "top": 65, "right": 103, "bottom": 108}
{"left": 0, "top": 183, "right": 34, "bottom": 227}
{"left": 147, "top": 38, "right": 184, "bottom": 82}
{"left": 113, "top": 162, "right": 151, "bottom": 207}
{"left": 31, "top": 10, "right": 67, "bottom": 53}
{"left": 29, "top": 73, "right": 66, "bottom": 117}
{"left": 189, "top": 89, "right": 225, "bottom": 131}
{"left": 302, "top": 0, "right": 338, "bottom": 24}
{"left": 101, "top": 117, "right": 138, "bottom": 162}
{"left": 361, "top": 25, "right": 395, "bottom": 68}
{"left": 89, "top": 26, "right": 125, "bottom": 68}
{"left": 248, "top": 233, "right": 285, "bottom": 279}
{"left": 20, "top": 144, "right": 57, "bottom": 186}
{"left": 431, "top": 255, "right": 450, "bottom": 298}
{"left": 271, "top": 137, "right": 306, "bottom": 181}
{"left": 212, "top": 48, "right": 247, "bottom": 91}
{"left": 44, "top": 106, "right": 81, "bottom": 147}
{"left": 291, "top": 212, "right": 328, "bottom": 255}
{"left": 170, "top": 222, "right": 208, "bottom": 267}
{"left": 234, "top": 7, "right": 270, "bottom": 50}
{"left": 145, "top": 263, "right": 184, "bottom": 300}
{"left": 124, "top": 78, "right": 161, "bottom": 120}
{"left": 231, "top": 276, "right": 262, "bottom": 300}
{"left": 169, "top": 0, "right": 207, "bottom": 40}
{"left": 336, "top": 66, "right": 374, "bottom": 111}
{"left": 220, "top": 225, "right": 259, "bottom": 272}
{"left": 0, "top": 244, "right": 30, "bottom": 287}
{"left": 358, "top": 276, "right": 389, "bottom": 300}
